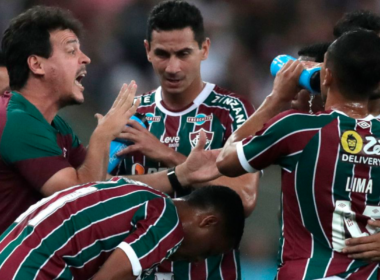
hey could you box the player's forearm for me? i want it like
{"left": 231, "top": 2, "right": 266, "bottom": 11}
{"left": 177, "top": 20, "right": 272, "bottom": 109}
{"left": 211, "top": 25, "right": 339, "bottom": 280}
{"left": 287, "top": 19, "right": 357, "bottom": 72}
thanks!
{"left": 194, "top": 172, "right": 259, "bottom": 217}
{"left": 231, "top": 94, "right": 289, "bottom": 143}
{"left": 76, "top": 128, "right": 112, "bottom": 183}
{"left": 127, "top": 172, "right": 173, "bottom": 194}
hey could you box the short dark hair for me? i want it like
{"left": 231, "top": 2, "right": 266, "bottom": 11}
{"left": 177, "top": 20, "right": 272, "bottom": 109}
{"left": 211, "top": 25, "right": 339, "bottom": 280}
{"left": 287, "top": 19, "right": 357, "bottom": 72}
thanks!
{"left": 298, "top": 42, "right": 331, "bottom": 63}
{"left": 146, "top": 0, "right": 205, "bottom": 48}
{"left": 333, "top": 10, "right": 380, "bottom": 38}
{"left": 185, "top": 185, "right": 245, "bottom": 249}
{"left": 326, "top": 29, "right": 380, "bottom": 99}
{"left": 2, "top": 6, "right": 83, "bottom": 90}
{"left": 0, "top": 51, "right": 5, "bottom": 67}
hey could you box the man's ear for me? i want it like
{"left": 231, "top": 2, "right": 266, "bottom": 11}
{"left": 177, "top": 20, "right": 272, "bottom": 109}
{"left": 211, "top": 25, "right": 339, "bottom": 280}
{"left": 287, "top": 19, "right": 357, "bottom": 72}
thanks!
{"left": 27, "top": 55, "right": 45, "bottom": 76}
{"left": 201, "top": 38, "right": 210, "bottom": 61}
{"left": 323, "top": 68, "right": 332, "bottom": 87}
{"left": 144, "top": 40, "right": 152, "bottom": 62}
{"left": 199, "top": 215, "right": 218, "bottom": 228}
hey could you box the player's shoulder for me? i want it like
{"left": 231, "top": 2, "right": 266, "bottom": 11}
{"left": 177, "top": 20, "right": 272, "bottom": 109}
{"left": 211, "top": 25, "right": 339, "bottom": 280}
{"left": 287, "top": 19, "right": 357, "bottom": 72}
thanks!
{"left": 211, "top": 85, "right": 252, "bottom": 104}
{"left": 136, "top": 89, "right": 157, "bottom": 106}
{"left": 52, "top": 115, "right": 76, "bottom": 135}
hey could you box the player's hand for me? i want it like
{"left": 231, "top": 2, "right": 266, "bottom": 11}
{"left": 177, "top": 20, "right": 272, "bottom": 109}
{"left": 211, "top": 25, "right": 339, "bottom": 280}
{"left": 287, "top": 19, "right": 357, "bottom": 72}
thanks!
{"left": 94, "top": 82, "right": 140, "bottom": 142}
{"left": 271, "top": 60, "right": 304, "bottom": 105}
{"left": 176, "top": 131, "right": 221, "bottom": 186}
{"left": 343, "top": 219, "right": 380, "bottom": 262}
{"left": 116, "top": 119, "right": 183, "bottom": 165}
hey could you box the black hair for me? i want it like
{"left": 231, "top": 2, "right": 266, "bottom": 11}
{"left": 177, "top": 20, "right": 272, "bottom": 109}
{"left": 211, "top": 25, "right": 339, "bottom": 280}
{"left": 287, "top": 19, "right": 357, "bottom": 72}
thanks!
{"left": 326, "top": 29, "right": 380, "bottom": 100}
{"left": 2, "top": 5, "right": 83, "bottom": 90}
{"left": 0, "top": 51, "right": 5, "bottom": 67}
{"left": 146, "top": 0, "right": 205, "bottom": 48}
{"left": 333, "top": 10, "right": 380, "bottom": 38}
{"left": 298, "top": 42, "right": 331, "bottom": 63}
{"left": 185, "top": 185, "right": 245, "bottom": 249}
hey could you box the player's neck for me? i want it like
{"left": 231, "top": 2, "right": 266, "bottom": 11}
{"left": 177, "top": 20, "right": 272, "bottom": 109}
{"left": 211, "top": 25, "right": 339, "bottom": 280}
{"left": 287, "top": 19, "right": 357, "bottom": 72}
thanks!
{"left": 161, "top": 80, "right": 205, "bottom": 111}
{"left": 173, "top": 200, "right": 195, "bottom": 223}
{"left": 18, "top": 82, "right": 60, "bottom": 124}
{"left": 325, "top": 89, "right": 369, "bottom": 119}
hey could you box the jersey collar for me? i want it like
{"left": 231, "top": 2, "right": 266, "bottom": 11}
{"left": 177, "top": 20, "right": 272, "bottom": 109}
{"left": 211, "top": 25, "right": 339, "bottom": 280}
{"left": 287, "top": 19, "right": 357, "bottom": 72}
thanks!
{"left": 155, "top": 82, "right": 216, "bottom": 116}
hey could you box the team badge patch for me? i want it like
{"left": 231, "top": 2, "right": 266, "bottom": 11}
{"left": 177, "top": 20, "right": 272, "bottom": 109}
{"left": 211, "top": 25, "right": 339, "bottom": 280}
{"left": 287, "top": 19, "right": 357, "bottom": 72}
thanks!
{"left": 187, "top": 114, "right": 213, "bottom": 125}
{"left": 189, "top": 128, "right": 214, "bottom": 150}
{"left": 146, "top": 112, "right": 161, "bottom": 124}
{"left": 341, "top": 130, "right": 363, "bottom": 154}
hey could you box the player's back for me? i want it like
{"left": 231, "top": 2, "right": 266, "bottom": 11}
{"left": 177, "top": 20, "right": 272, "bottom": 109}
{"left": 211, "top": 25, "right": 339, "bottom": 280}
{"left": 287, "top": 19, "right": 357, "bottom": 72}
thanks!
{"left": 276, "top": 110, "right": 380, "bottom": 279}
{"left": 0, "top": 177, "right": 173, "bottom": 280}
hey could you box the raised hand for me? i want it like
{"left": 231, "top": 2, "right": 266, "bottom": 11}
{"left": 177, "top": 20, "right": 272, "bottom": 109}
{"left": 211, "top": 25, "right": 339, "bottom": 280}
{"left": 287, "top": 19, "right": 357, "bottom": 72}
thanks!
{"left": 94, "top": 81, "right": 141, "bottom": 142}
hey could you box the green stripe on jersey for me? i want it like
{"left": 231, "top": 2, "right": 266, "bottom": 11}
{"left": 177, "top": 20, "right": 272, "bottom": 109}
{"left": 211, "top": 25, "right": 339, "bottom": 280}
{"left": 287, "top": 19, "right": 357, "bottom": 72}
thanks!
{"left": 14, "top": 190, "right": 162, "bottom": 280}
{"left": 206, "top": 255, "right": 223, "bottom": 280}
{"left": 296, "top": 133, "right": 332, "bottom": 279}
{"left": 129, "top": 198, "right": 179, "bottom": 259}
{"left": 173, "top": 261, "right": 190, "bottom": 280}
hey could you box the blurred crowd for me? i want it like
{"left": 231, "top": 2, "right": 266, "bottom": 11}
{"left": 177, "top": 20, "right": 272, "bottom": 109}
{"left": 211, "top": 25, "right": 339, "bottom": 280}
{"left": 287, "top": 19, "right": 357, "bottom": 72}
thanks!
{"left": 1, "top": 0, "right": 380, "bottom": 278}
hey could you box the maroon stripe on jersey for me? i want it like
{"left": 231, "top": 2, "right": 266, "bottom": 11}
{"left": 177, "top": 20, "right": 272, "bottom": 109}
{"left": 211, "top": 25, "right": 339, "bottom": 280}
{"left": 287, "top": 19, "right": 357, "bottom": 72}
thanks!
{"left": 137, "top": 102, "right": 156, "bottom": 115}
{"left": 350, "top": 123, "right": 371, "bottom": 216}
{"left": 161, "top": 115, "right": 180, "bottom": 150}
{"left": 70, "top": 250, "right": 112, "bottom": 279}
{"left": 346, "top": 263, "right": 378, "bottom": 279}
{"left": 325, "top": 251, "right": 353, "bottom": 276}
{"left": 313, "top": 120, "right": 340, "bottom": 247}
{"left": 157, "top": 259, "right": 172, "bottom": 272}
{"left": 277, "top": 259, "right": 310, "bottom": 280}
{"left": 0, "top": 182, "right": 95, "bottom": 253}
{"left": 221, "top": 251, "right": 237, "bottom": 279}
{"left": 36, "top": 204, "right": 141, "bottom": 279}
{"left": 280, "top": 171, "right": 311, "bottom": 277}
{"left": 248, "top": 130, "right": 319, "bottom": 171}
{"left": 125, "top": 199, "right": 183, "bottom": 269}
{"left": 213, "top": 86, "right": 255, "bottom": 116}
{"left": 191, "top": 261, "right": 206, "bottom": 280}
{"left": 1, "top": 184, "right": 158, "bottom": 276}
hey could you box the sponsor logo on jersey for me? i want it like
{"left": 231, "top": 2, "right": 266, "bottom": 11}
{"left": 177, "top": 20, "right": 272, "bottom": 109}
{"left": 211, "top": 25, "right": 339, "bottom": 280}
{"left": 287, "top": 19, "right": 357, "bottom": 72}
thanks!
{"left": 131, "top": 163, "right": 145, "bottom": 175}
{"left": 189, "top": 128, "right": 214, "bottom": 150}
{"left": 160, "top": 136, "right": 180, "bottom": 148}
{"left": 146, "top": 113, "right": 161, "bottom": 124}
{"left": 341, "top": 130, "right": 363, "bottom": 154}
{"left": 187, "top": 114, "right": 213, "bottom": 125}
{"left": 211, "top": 96, "right": 247, "bottom": 128}
{"left": 340, "top": 130, "right": 380, "bottom": 166}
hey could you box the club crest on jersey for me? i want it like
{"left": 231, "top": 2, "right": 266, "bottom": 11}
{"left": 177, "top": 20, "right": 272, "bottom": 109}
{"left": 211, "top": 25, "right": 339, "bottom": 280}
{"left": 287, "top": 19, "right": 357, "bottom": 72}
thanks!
{"left": 146, "top": 113, "right": 161, "bottom": 124}
{"left": 341, "top": 130, "right": 363, "bottom": 154}
{"left": 187, "top": 114, "right": 213, "bottom": 126}
{"left": 189, "top": 128, "right": 214, "bottom": 150}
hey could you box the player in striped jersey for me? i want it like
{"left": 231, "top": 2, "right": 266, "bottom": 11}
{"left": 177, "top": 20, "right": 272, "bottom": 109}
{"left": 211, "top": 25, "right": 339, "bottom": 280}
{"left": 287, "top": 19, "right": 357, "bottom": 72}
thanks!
{"left": 113, "top": 1, "right": 259, "bottom": 279}
{"left": 218, "top": 30, "right": 380, "bottom": 279}
{"left": 0, "top": 177, "right": 245, "bottom": 280}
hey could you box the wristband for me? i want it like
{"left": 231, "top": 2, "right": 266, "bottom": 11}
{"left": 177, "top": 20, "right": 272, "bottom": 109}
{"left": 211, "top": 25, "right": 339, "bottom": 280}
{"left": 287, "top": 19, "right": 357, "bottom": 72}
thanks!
{"left": 167, "top": 167, "right": 184, "bottom": 193}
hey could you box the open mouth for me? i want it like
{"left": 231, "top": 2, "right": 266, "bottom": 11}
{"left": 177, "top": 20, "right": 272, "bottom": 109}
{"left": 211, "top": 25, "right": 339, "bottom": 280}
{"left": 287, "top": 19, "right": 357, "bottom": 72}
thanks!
{"left": 75, "top": 72, "right": 86, "bottom": 89}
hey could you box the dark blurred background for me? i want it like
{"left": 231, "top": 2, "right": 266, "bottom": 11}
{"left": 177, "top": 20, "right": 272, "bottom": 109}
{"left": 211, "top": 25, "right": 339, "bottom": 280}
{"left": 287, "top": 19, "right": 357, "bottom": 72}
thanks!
{"left": 1, "top": 0, "right": 379, "bottom": 278}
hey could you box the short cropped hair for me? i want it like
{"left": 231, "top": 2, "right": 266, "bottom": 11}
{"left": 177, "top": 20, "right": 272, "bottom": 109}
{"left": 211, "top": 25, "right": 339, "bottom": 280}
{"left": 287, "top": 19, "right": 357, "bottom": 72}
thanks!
{"left": 298, "top": 42, "right": 331, "bottom": 63}
{"left": 185, "top": 185, "right": 245, "bottom": 249}
{"left": 2, "top": 6, "right": 83, "bottom": 90}
{"left": 146, "top": 0, "right": 205, "bottom": 48}
{"left": 326, "top": 29, "right": 380, "bottom": 99}
{"left": 333, "top": 10, "right": 380, "bottom": 38}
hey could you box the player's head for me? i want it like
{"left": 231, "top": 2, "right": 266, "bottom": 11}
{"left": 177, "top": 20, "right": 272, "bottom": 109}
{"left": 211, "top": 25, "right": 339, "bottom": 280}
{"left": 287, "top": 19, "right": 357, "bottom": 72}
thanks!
{"left": 144, "top": 0, "right": 210, "bottom": 96}
{"left": 172, "top": 185, "right": 245, "bottom": 262}
{"left": 333, "top": 10, "right": 380, "bottom": 38}
{"left": 2, "top": 6, "right": 90, "bottom": 106}
{"left": 321, "top": 29, "right": 380, "bottom": 101}
{"left": 298, "top": 42, "right": 331, "bottom": 63}
{"left": 0, "top": 50, "right": 9, "bottom": 94}
{"left": 291, "top": 42, "right": 330, "bottom": 113}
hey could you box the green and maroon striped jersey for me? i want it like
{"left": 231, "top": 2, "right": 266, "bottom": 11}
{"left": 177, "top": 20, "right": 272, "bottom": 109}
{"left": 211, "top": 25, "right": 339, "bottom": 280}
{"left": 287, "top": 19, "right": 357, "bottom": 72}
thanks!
{"left": 115, "top": 83, "right": 254, "bottom": 280}
{"left": 0, "top": 92, "right": 86, "bottom": 235}
{"left": 238, "top": 109, "right": 380, "bottom": 280}
{"left": 0, "top": 177, "right": 183, "bottom": 280}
